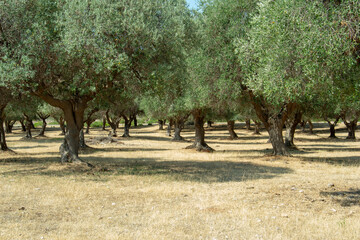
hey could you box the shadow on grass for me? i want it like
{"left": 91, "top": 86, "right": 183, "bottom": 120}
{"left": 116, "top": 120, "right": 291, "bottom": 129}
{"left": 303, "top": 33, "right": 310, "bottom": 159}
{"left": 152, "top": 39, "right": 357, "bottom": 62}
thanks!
{"left": 320, "top": 189, "right": 360, "bottom": 206}
{"left": 299, "top": 156, "right": 360, "bottom": 166}
{"left": 0, "top": 155, "right": 293, "bottom": 183}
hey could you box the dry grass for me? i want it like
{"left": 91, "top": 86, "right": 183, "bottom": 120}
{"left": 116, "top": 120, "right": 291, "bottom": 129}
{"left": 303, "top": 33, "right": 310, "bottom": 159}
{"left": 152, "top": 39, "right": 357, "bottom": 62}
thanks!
{"left": 1, "top": 122, "right": 360, "bottom": 240}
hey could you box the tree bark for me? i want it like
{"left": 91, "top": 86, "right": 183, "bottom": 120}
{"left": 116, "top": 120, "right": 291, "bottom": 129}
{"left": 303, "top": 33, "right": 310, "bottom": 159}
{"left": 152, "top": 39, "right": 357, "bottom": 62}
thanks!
{"left": 253, "top": 120, "right": 261, "bottom": 135}
{"left": 102, "top": 115, "right": 107, "bottom": 130}
{"left": 227, "top": 120, "right": 238, "bottom": 139}
{"left": 79, "top": 128, "right": 88, "bottom": 148}
{"left": 106, "top": 110, "right": 120, "bottom": 137}
{"left": 133, "top": 115, "right": 138, "bottom": 127}
{"left": 166, "top": 119, "right": 173, "bottom": 136}
{"left": 186, "top": 109, "right": 213, "bottom": 152}
{"left": 39, "top": 118, "right": 47, "bottom": 136}
{"left": 20, "top": 119, "right": 26, "bottom": 132}
{"left": 245, "top": 119, "right": 251, "bottom": 130}
{"left": 5, "top": 120, "right": 15, "bottom": 134}
{"left": 0, "top": 107, "right": 8, "bottom": 151}
{"left": 308, "top": 120, "right": 314, "bottom": 134}
{"left": 247, "top": 90, "right": 294, "bottom": 156}
{"left": 37, "top": 113, "right": 50, "bottom": 137}
{"left": 207, "top": 120, "right": 213, "bottom": 128}
{"left": 158, "top": 120, "right": 164, "bottom": 130}
{"left": 23, "top": 114, "right": 32, "bottom": 139}
{"left": 341, "top": 115, "right": 358, "bottom": 139}
{"left": 172, "top": 118, "right": 185, "bottom": 141}
{"left": 267, "top": 117, "right": 289, "bottom": 155}
{"left": 284, "top": 110, "right": 302, "bottom": 147}
{"left": 325, "top": 116, "right": 340, "bottom": 138}
{"left": 121, "top": 114, "right": 134, "bottom": 138}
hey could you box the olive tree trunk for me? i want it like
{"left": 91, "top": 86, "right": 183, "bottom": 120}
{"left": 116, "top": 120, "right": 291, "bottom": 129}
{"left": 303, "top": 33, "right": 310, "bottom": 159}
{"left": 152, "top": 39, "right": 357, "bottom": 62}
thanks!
{"left": 106, "top": 110, "right": 120, "bottom": 137}
{"left": 249, "top": 90, "right": 295, "bottom": 156}
{"left": 284, "top": 110, "right": 302, "bottom": 147}
{"left": 253, "top": 120, "right": 261, "bottom": 135}
{"left": 186, "top": 109, "right": 214, "bottom": 152}
{"left": 0, "top": 107, "right": 8, "bottom": 151}
{"left": 325, "top": 116, "right": 340, "bottom": 138}
{"left": 166, "top": 119, "right": 173, "bottom": 137}
{"left": 227, "top": 120, "right": 238, "bottom": 139}
{"left": 341, "top": 115, "right": 358, "bottom": 139}
{"left": 121, "top": 114, "right": 134, "bottom": 138}
{"left": 23, "top": 114, "right": 32, "bottom": 139}
{"left": 5, "top": 120, "right": 15, "bottom": 134}
{"left": 158, "top": 120, "right": 165, "bottom": 130}
{"left": 245, "top": 119, "right": 251, "bottom": 130}
{"left": 20, "top": 119, "right": 26, "bottom": 132}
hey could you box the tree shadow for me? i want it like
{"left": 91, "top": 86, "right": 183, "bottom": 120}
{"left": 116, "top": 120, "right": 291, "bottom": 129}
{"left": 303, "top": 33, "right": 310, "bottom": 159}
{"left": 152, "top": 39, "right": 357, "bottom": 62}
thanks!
{"left": 0, "top": 156, "right": 293, "bottom": 183}
{"left": 299, "top": 156, "right": 360, "bottom": 166}
{"left": 320, "top": 189, "right": 360, "bottom": 207}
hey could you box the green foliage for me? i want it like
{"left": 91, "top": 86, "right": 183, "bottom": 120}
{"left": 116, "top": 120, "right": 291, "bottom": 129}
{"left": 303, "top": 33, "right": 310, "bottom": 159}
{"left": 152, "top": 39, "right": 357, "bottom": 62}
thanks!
{"left": 236, "top": 0, "right": 359, "bottom": 109}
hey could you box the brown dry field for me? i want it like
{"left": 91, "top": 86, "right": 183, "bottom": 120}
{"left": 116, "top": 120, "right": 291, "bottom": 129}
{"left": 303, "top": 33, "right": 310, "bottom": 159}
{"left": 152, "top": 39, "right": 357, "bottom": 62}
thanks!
{"left": 1, "top": 122, "right": 360, "bottom": 240}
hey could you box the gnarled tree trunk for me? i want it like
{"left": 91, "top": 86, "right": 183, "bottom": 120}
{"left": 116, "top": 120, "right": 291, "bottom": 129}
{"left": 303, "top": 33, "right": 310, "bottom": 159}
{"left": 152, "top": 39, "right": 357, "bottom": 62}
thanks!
{"left": 5, "top": 120, "right": 15, "bottom": 134}
{"left": 284, "top": 110, "right": 302, "bottom": 147}
{"left": 308, "top": 120, "right": 314, "bottom": 134}
{"left": 106, "top": 110, "right": 120, "bottom": 137}
{"left": 102, "top": 115, "right": 107, "bottom": 130}
{"left": 248, "top": 90, "right": 294, "bottom": 156}
{"left": 341, "top": 113, "right": 358, "bottom": 139}
{"left": 186, "top": 109, "right": 213, "bottom": 152}
{"left": 227, "top": 120, "right": 238, "bottom": 140}
{"left": 172, "top": 118, "right": 185, "bottom": 141}
{"left": 121, "top": 114, "right": 134, "bottom": 138}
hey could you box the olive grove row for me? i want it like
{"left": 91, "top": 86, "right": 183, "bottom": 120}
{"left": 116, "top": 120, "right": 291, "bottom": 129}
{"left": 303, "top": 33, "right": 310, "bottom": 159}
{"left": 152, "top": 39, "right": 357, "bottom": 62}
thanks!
{"left": 0, "top": 0, "right": 359, "bottom": 164}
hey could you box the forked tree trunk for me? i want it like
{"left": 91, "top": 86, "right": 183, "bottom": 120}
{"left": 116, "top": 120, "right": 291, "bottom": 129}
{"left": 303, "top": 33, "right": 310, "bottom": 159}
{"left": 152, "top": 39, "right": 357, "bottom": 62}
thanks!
{"left": 248, "top": 90, "right": 294, "bottom": 156}
{"left": 325, "top": 117, "right": 340, "bottom": 138}
{"left": 20, "top": 119, "right": 26, "bottom": 132}
{"left": 227, "top": 120, "right": 238, "bottom": 139}
{"left": 186, "top": 109, "right": 213, "bottom": 152}
{"left": 106, "top": 110, "right": 120, "bottom": 137}
{"left": 5, "top": 120, "right": 15, "bottom": 134}
{"left": 253, "top": 120, "right": 261, "bottom": 135}
{"left": 172, "top": 118, "right": 185, "bottom": 141}
{"left": 0, "top": 107, "right": 8, "bottom": 151}
{"left": 30, "top": 120, "right": 36, "bottom": 129}
{"left": 121, "top": 114, "right": 134, "bottom": 138}
{"left": 284, "top": 111, "right": 302, "bottom": 147}
{"left": 245, "top": 119, "right": 251, "bottom": 130}
{"left": 341, "top": 115, "right": 358, "bottom": 139}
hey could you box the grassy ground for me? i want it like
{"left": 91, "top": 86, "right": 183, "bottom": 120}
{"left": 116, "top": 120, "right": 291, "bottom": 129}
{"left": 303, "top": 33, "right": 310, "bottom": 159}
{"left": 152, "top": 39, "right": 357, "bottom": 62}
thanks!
{"left": 1, "top": 122, "right": 360, "bottom": 240}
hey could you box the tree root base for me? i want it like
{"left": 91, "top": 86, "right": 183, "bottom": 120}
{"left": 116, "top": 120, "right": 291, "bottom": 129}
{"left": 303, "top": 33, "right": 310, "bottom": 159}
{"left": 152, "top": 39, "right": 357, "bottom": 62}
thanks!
{"left": 185, "top": 143, "right": 214, "bottom": 152}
